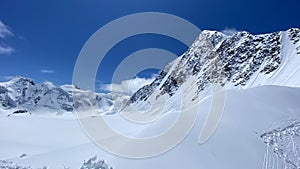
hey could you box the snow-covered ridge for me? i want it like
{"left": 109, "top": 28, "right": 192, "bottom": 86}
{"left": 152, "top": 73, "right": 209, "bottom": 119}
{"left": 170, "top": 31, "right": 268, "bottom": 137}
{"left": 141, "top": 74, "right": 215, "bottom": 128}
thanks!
{"left": 0, "top": 77, "right": 128, "bottom": 115}
{"left": 130, "top": 28, "right": 300, "bottom": 104}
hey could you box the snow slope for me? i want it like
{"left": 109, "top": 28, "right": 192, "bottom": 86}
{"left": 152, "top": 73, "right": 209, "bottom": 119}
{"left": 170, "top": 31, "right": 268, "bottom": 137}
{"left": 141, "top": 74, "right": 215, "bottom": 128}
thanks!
{"left": 1, "top": 86, "right": 299, "bottom": 169}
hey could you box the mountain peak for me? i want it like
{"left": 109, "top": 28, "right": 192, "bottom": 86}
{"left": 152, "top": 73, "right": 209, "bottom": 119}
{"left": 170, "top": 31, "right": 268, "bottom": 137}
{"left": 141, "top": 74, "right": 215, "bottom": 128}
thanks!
{"left": 130, "top": 28, "right": 300, "bottom": 104}
{"left": 3, "top": 76, "right": 35, "bottom": 86}
{"left": 0, "top": 77, "right": 127, "bottom": 114}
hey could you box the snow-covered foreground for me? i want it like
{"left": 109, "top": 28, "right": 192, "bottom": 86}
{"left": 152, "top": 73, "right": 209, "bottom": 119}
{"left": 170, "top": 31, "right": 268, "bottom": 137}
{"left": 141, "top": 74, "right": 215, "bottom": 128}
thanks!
{"left": 1, "top": 85, "right": 299, "bottom": 169}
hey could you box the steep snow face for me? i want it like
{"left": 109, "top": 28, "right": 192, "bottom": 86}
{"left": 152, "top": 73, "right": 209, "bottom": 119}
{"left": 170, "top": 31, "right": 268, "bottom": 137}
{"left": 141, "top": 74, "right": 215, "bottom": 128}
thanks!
{"left": 0, "top": 77, "right": 128, "bottom": 114}
{"left": 130, "top": 28, "right": 300, "bottom": 104}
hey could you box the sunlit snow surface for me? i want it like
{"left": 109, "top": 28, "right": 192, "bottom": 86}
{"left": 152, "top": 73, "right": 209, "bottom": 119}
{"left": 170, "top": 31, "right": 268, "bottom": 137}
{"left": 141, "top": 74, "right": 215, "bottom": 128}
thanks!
{"left": 0, "top": 86, "right": 299, "bottom": 169}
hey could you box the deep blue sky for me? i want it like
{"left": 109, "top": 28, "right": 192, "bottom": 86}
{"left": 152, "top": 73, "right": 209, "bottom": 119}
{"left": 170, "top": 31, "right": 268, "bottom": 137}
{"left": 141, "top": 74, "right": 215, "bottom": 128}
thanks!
{"left": 0, "top": 0, "right": 299, "bottom": 87}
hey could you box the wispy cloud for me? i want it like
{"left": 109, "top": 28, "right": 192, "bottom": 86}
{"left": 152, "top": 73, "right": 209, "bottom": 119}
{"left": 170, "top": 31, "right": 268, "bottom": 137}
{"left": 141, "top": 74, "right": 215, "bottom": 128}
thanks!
{"left": 100, "top": 77, "right": 155, "bottom": 95}
{"left": 221, "top": 27, "right": 239, "bottom": 36}
{"left": 1, "top": 75, "right": 16, "bottom": 81}
{"left": 0, "top": 20, "right": 14, "bottom": 55}
{"left": 40, "top": 69, "right": 55, "bottom": 74}
{"left": 0, "top": 21, "right": 13, "bottom": 38}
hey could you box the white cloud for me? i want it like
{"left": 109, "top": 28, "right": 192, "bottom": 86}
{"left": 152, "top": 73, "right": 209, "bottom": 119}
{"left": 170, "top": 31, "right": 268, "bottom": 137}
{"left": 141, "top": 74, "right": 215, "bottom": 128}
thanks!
{"left": 0, "top": 20, "right": 14, "bottom": 55}
{"left": 0, "top": 21, "right": 13, "bottom": 38}
{"left": 221, "top": 27, "right": 239, "bottom": 36}
{"left": 43, "top": 81, "right": 55, "bottom": 87}
{"left": 1, "top": 75, "right": 16, "bottom": 81}
{"left": 100, "top": 77, "right": 155, "bottom": 95}
{"left": 0, "top": 42, "right": 14, "bottom": 54}
{"left": 40, "top": 69, "right": 55, "bottom": 74}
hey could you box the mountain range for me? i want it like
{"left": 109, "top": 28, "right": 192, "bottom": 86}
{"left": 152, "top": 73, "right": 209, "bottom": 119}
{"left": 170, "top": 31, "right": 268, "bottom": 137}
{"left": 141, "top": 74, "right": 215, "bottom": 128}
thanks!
{"left": 1, "top": 28, "right": 300, "bottom": 116}
{"left": 0, "top": 76, "right": 128, "bottom": 115}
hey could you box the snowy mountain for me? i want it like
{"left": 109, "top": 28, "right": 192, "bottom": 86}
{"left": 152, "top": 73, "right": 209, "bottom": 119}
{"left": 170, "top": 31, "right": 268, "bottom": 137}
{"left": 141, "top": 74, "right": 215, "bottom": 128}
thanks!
{"left": 0, "top": 77, "right": 128, "bottom": 115}
{"left": 130, "top": 28, "right": 300, "bottom": 105}
{"left": 1, "top": 28, "right": 300, "bottom": 169}
{"left": 2, "top": 28, "right": 299, "bottom": 115}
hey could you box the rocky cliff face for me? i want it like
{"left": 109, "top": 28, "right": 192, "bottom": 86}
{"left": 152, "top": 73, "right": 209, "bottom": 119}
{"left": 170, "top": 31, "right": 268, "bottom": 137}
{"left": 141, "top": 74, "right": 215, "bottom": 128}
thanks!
{"left": 130, "top": 28, "right": 300, "bottom": 104}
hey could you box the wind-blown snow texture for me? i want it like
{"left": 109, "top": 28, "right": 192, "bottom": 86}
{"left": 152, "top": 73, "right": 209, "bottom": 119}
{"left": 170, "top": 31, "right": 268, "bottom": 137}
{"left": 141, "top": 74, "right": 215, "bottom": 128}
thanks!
{"left": 261, "top": 121, "right": 300, "bottom": 169}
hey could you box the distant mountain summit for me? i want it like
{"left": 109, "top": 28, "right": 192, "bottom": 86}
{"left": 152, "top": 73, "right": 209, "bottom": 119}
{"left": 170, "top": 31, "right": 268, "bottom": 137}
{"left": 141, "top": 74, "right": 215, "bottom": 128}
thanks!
{"left": 0, "top": 76, "right": 127, "bottom": 114}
